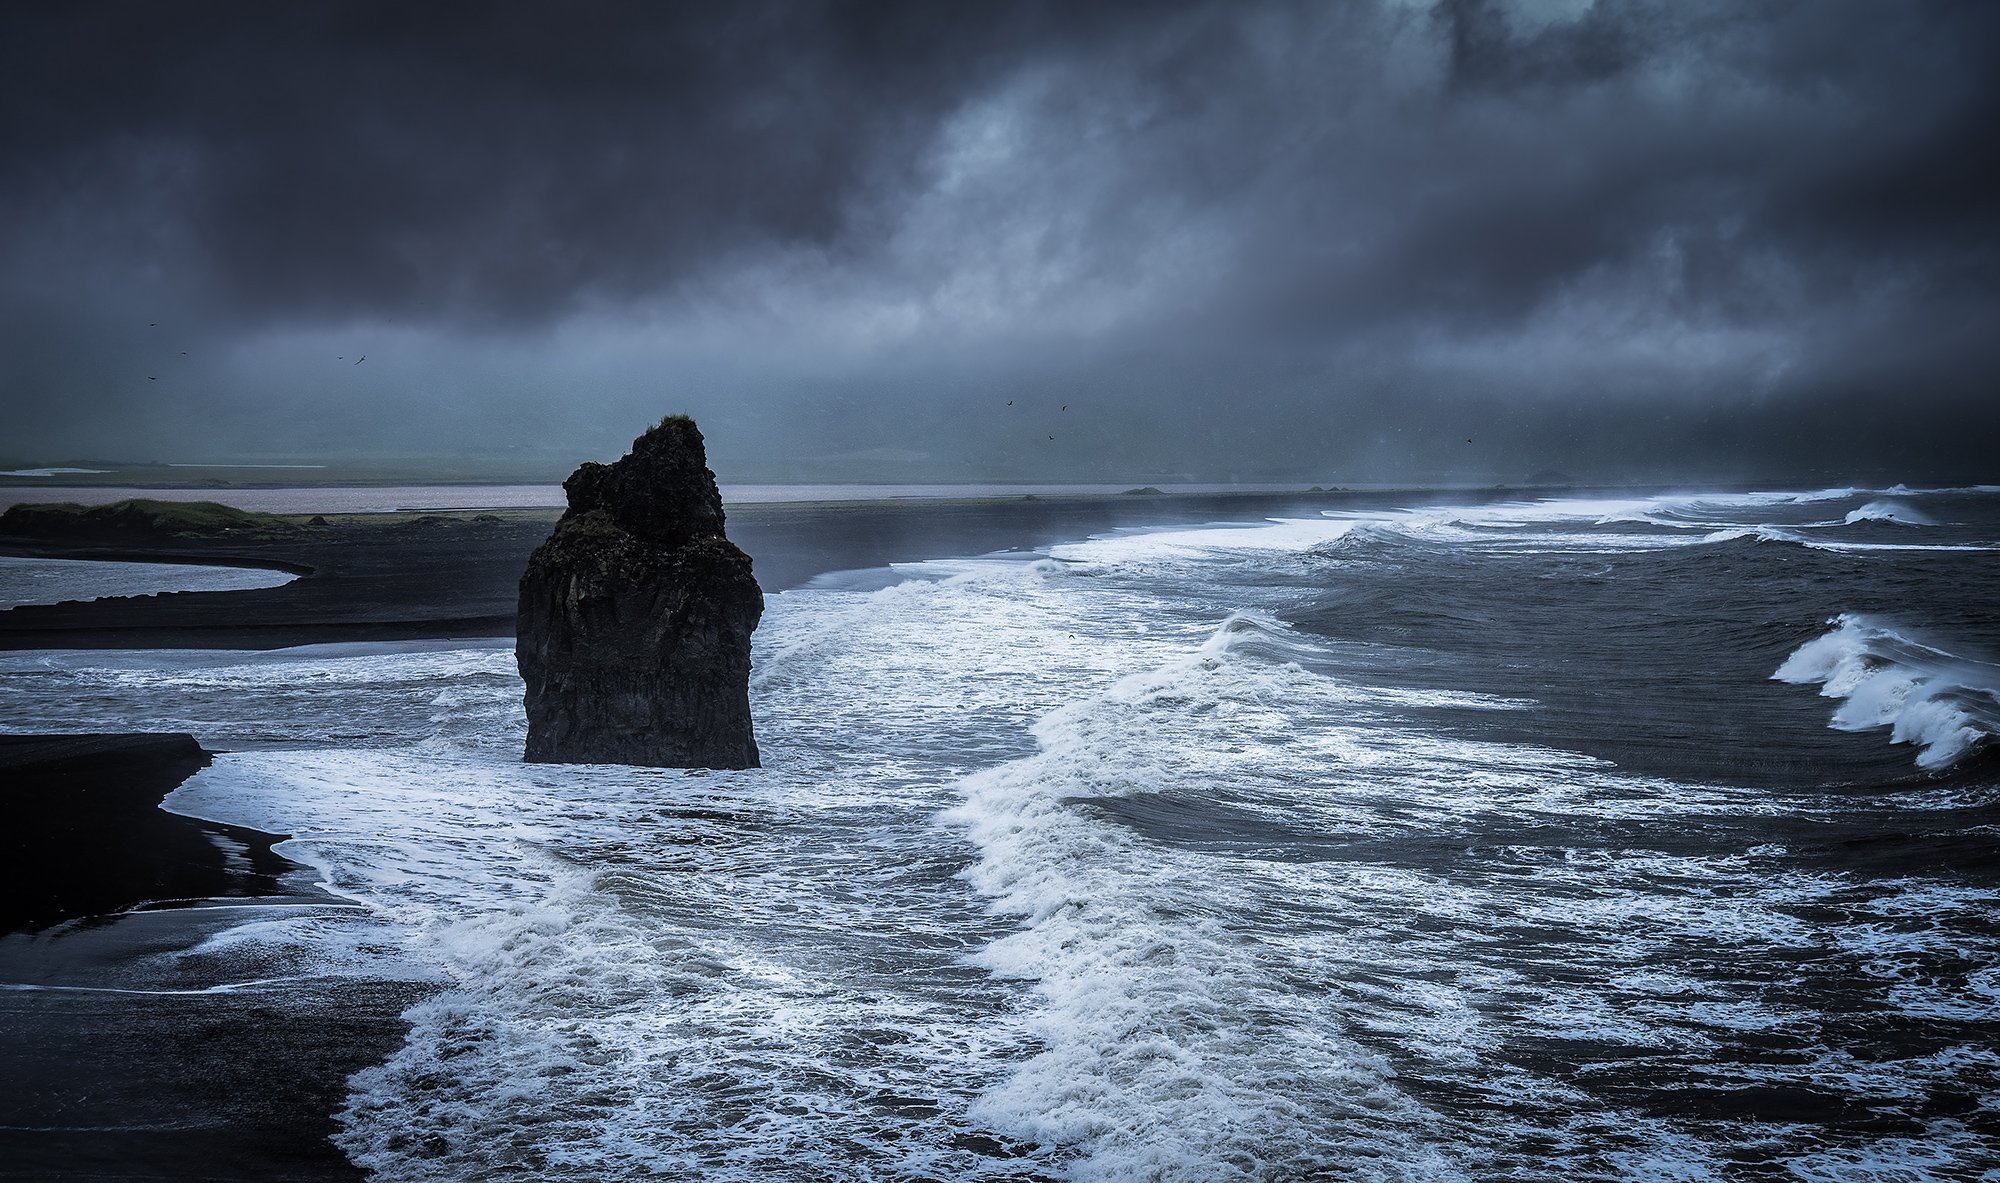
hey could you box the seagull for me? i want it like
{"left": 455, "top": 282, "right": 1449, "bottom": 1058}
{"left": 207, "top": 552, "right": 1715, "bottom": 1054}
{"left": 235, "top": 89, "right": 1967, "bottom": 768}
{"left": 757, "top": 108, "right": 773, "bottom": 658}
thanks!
{"left": 1006, "top": 400, "right": 1013, "bottom": 406}
{"left": 1061, "top": 404, "right": 1068, "bottom": 411}
{"left": 354, "top": 355, "right": 365, "bottom": 365}
{"left": 1048, "top": 435, "right": 1055, "bottom": 441}
{"left": 148, "top": 375, "right": 156, "bottom": 380}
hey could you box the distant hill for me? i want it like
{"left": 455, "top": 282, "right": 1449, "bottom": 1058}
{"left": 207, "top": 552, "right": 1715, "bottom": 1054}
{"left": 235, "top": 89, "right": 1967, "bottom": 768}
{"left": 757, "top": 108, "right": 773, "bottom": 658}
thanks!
{"left": 0, "top": 499, "right": 299, "bottom": 542}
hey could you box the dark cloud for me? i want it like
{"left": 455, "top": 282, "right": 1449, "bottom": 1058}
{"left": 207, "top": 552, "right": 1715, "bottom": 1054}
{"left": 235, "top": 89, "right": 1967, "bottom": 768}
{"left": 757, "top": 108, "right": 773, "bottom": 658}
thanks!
{"left": 0, "top": 0, "right": 1994, "bottom": 481}
{"left": 3, "top": 1, "right": 1153, "bottom": 322}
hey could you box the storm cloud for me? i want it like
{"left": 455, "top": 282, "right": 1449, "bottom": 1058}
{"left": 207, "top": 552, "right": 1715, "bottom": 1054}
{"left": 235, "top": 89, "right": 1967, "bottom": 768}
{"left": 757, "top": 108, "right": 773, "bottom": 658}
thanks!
{"left": 2, "top": 0, "right": 1995, "bottom": 482}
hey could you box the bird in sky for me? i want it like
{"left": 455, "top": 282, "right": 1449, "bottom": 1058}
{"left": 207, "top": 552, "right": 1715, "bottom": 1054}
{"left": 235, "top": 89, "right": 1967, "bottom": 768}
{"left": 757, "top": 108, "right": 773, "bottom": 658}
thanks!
{"left": 1061, "top": 404, "right": 1068, "bottom": 411}
{"left": 354, "top": 355, "right": 366, "bottom": 365}
{"left": 147, "top": 375, "right": 156, "bottom": 380}
{"left": 1006, "top": 400, "right": 1013, "bottom": 406}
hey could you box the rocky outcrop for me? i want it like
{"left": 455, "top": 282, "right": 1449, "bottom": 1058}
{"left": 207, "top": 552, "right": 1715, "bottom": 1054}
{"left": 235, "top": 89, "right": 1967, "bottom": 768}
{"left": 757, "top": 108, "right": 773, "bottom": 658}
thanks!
{"left": 516, "top": 416, "right": 763, "bottom": 768}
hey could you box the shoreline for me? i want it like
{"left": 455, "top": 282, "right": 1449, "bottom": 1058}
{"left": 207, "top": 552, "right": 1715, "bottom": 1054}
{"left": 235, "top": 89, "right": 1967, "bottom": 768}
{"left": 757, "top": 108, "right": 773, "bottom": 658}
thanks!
{"left": 0, "top": 477, "right": 1594, "bottom": 502}
{"left": 0, "top": 543, "right": 317, "bottom": 577}
{"left": 0, "top": 903, "right": 426, "bottom": 1182}
{"left": 0, "top": 486, "right": 1534, "bottom": 651}
{"left": 0, "top": 734, "right": 423, "bottom": 1181}
{"left": 0, "top": 734, "right": 253, "bottom": 933}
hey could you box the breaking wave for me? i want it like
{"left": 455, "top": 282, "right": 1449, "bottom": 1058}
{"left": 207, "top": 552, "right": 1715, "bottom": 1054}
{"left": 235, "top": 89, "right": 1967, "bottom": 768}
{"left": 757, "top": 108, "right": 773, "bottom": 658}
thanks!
{"left": 1775, "top": 614, "right": 2000, "bottom": 769}
{"left": 1844, "top": 500, "right": 1934, "bottom": 527}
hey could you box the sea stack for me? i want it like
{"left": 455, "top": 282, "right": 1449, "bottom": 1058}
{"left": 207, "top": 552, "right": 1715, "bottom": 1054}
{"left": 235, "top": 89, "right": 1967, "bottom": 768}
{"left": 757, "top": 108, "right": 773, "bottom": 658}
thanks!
{"left": 517, "top": 416, "right": 763, "bottom": 768}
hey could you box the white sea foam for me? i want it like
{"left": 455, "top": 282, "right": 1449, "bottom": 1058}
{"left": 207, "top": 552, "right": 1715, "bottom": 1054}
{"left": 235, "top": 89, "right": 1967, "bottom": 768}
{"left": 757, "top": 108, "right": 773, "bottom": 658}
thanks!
{"left": 1033, "top": 487, "right": 1985, "bottom": 574}
{"left": 152, "top": 556, "right": 1182, "bottom": 1180}
{"left": 15, "top": 483, "right": 1994, "bottom": 1180}
{"left": 937, "top": 603, "right": 1943, "bottom": 1179}
{"left": 1843, "top": 499, "right": 1934, "bottom": 526}
{"left": 1695, "top": 525, "right": 1994, "bottom": 555}
{"left": 945, "top": 614, "right": 1466, "bottom": 1180}
{"left": 1880, "top": 483, "right": 2000, "bottom": 496}
{"left": 1776, "top": 614, "right": 2000, "bottom": 769}
{"left": 0, "top": 640, "right": 523, "bottom": 748}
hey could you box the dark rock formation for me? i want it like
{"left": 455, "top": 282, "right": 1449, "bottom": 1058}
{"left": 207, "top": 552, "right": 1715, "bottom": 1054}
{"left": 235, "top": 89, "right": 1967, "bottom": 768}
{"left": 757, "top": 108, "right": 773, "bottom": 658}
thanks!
{"left": 516, "top": 416, "right": 763, "bottom": 768}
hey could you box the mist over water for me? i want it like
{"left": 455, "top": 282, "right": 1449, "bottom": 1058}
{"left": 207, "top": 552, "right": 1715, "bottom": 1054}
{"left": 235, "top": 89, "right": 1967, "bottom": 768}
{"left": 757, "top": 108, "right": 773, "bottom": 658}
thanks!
{"left": 3, "top": 485, "right": 1995, "bottom": 1180}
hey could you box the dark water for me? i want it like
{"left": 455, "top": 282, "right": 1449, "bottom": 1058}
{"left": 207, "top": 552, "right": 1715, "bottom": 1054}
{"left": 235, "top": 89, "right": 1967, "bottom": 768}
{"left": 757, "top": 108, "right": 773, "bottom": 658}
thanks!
{"left": 1260, "top": 489, "right": 2000, "bottom": 1175}
{"left": 1, "top": 485, "right": 1994, "bottom": 1180}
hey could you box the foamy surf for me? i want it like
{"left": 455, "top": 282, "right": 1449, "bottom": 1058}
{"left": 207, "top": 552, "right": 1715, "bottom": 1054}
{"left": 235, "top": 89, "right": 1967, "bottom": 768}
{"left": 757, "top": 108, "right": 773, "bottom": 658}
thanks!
{"left": 9, "top": 482, "right": 1994, "bottom": 1181}
{"left": 1844, "top": 499, "right": 1935, "bottom": 526}
{"left": 1776, "top": 614, "right": 2000, "bottom": 769}
{"left": 938, "top": 603, "right": 1992, "bottom": 1180}
{"left": 946, "top": 613, "right": 1466, "bottom": 1180}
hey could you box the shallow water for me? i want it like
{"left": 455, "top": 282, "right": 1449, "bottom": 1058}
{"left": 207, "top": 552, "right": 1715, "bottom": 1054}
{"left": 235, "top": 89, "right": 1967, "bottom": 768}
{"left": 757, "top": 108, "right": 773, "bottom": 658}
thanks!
{"left": 2, "top": 484, "right": 1995, "bottom": 1180}
{"left": 0, "top": 553, "right": 297, "bottom": 609}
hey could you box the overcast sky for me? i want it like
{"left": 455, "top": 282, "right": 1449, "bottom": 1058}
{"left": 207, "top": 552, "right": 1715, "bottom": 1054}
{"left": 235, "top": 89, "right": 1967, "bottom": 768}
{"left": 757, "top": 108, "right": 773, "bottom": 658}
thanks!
{"left": 2, "top": 0, "right": 1994, "bottom": 483}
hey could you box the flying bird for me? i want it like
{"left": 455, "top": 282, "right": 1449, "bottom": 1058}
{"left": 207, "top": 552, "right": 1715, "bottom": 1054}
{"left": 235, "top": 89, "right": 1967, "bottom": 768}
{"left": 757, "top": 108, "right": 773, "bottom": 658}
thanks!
{"left": 1006, "top": 400, "right": 1013, "bottom": 406}
{"left": 1061, "top": 405, "right": 1068, "bottom": 411}
{"left": 354, "top": 355, "right": 365, "bottom": 365}
{"left": 147, "top": 375, "right": 156, "bottom": 380}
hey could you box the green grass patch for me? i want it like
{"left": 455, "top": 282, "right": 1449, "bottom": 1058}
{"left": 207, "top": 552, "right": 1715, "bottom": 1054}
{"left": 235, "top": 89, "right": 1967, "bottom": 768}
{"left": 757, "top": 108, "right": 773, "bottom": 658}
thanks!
{"left": 0, "top": 498, "right": 299, "bottom": 540}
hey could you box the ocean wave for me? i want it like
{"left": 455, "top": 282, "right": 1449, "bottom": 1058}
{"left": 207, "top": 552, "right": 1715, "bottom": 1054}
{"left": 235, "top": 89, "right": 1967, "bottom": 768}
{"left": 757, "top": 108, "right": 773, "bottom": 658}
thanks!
{"left": 1040, "top": 487, "right": 1977, "bottom": 571}
{"left": 1775, "top": 615, "right": 2000, "bottom": 770}
{"left": 1049, "top": 518, "right": 1361, "bottom": 567}
{"left": 57, "top": 511, "right": 2000, "bottom": 1179}
{"left": 1881, "top": 483, "right": 2000, "bottom": 497}
{"left": 941, "top": 605, "right": 1963, "bottom": 1179}
{"left": 1706, "top": 525, "right": 1995, "bottom": 555}
{"left": 1843, "top": 500, "right": 1934, "bottom": 526}
{"left": 944, "top": 613, "right": 1466, "bottom": 1180}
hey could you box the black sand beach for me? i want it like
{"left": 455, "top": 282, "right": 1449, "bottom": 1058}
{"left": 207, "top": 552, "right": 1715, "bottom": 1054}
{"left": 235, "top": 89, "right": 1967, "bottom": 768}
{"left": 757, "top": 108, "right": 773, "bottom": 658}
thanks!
{"left": 0, "top": 510, "right": 548, "bottom": 649}
{"left": 0, "top": 907, "right": 428, "bottom": 1182}
{"left": 0, "top": 735, "right": 425, "bottom": 1182}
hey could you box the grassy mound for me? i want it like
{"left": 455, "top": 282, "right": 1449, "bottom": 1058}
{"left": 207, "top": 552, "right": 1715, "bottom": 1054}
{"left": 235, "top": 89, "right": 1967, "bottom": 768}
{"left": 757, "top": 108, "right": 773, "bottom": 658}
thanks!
{"left": 0, "top": 499, "right": 298, "bottom": 541}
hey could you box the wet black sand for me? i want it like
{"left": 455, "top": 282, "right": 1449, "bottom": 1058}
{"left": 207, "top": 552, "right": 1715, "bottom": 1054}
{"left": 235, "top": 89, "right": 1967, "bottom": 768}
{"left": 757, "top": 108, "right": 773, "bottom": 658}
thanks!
{"left": 0, "top": 903, "right": 429, "bottom": 1182}
{"left": 0, "top": 735, "right": 423, "bottom": 1181}
{"left": 0, "top": 511, "right": 549, "bottom": 649}
{"left": 0, "top": 734, "right": 285, "bottom": 932}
